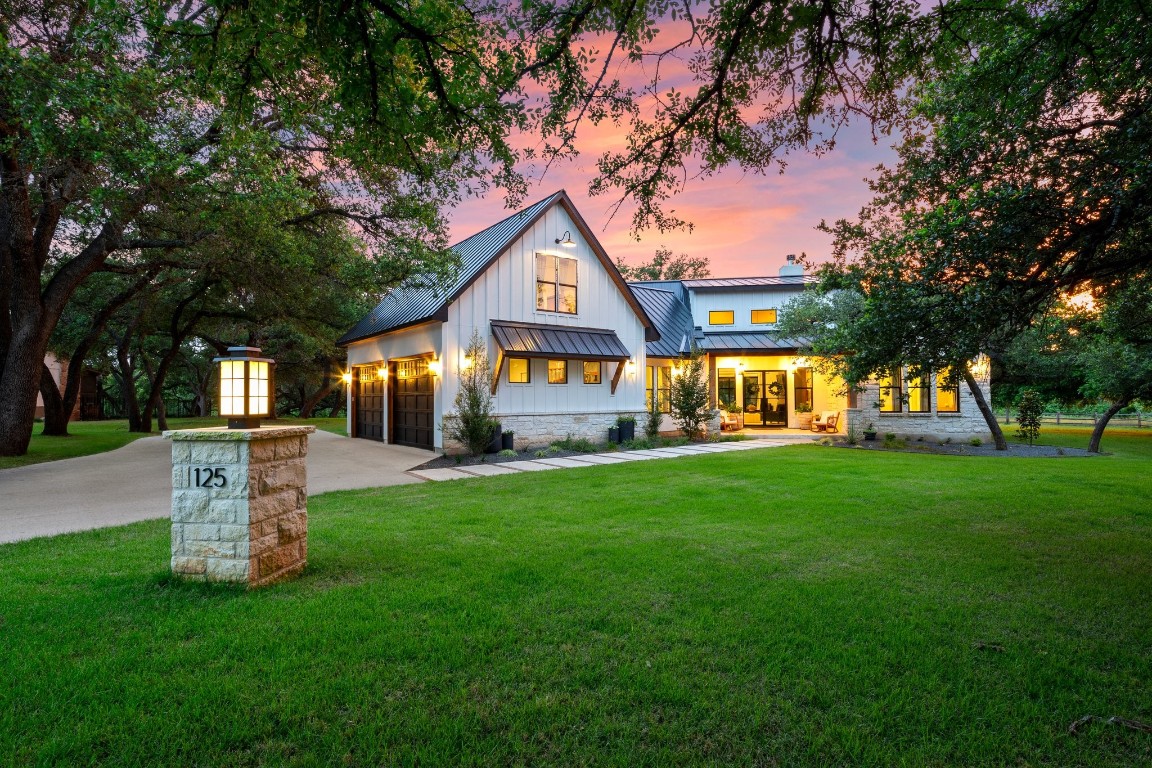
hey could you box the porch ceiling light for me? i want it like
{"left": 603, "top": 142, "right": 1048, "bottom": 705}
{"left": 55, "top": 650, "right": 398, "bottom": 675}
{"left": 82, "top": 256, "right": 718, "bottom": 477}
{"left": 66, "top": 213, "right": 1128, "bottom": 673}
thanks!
{"left": 215, "top": 346, "right": 273, "bottom": 429}
{"left": 555, "top": 230, "right": 577, "bottom": 248}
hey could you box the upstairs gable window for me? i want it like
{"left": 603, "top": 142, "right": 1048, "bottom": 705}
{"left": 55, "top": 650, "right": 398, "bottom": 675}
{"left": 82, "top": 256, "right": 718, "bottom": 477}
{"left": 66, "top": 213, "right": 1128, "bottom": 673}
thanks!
{"left": 751, "top": 309, "right": 778, "bottom": 324}
{"left": 536, "top": 253, "right": 578, "bottom": 314}
{"left": 708, "top": 310, "right": 734, "bottom": 325}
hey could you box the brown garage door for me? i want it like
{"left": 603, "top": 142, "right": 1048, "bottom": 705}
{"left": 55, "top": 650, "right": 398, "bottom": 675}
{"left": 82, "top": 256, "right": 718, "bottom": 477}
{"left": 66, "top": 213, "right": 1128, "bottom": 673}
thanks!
{"left": 354, "top": 366, "right": 385, "bottom": 441}
{"left": 392, "top": 358, "right": 434, "bottom": 449}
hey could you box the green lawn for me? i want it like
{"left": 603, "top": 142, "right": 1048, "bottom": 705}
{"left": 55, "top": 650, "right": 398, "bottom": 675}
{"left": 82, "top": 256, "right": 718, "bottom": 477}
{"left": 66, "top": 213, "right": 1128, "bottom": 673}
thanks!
{"left": 2, "top": 430, "right": 1150, "bottom": 766}
{"left": 0, "top": 416, "right": 347, "bottom": 470}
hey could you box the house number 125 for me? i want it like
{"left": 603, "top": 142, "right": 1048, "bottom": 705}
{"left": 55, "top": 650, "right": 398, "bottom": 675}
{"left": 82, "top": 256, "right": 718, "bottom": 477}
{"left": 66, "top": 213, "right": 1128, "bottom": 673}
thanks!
{"left": 191, "top": 467, "right": 228, "bottom": 488}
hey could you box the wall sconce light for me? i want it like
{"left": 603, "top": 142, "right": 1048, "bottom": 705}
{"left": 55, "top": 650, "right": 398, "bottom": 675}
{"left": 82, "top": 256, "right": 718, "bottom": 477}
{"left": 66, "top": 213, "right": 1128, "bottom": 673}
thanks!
{"left": 427, "top": 358, "right": 442, "bottom": 377}
{"left": 554, "top": 230, "right": 577, "bottom": 248}
{"left": 460, "top": 353, "right": 474, "bottom": 370}
{"left": 215, "top": 346, "right": 273, "bottom": 429}
{"left": 626, "top": 357, "right": 636, "bottom": 375}
{"left": 376, "top": 366, "right": 387, "bottom": 382}
{"left": 340, "top": 371, "right": 352, "bottom": 385}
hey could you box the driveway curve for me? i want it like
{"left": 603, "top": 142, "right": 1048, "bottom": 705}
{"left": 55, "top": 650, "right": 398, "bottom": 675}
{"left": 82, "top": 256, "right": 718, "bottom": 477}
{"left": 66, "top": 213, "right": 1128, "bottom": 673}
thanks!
{"left": 0, "top": 430, "right": 429, "bottom": 544}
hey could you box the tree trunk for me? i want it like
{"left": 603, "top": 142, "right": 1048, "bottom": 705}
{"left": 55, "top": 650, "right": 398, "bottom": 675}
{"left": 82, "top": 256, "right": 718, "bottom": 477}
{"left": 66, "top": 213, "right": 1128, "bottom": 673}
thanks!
{"left": 0, "top": 324, "right": 50, "bottom": 455}
{"left": 39, "top": 362, "right": 70, "bottom": 436}
{"left": 963, "top": 367, "right": 1007, "bottom": 450}
{"left": 116, "top": 330, "right": 144, "bottom": 432}
{"left": 1088, "top": 397, "right": 1130, "bottom": 453}
{"left": 298, "top": 364, "right": 336, "bottom": 419}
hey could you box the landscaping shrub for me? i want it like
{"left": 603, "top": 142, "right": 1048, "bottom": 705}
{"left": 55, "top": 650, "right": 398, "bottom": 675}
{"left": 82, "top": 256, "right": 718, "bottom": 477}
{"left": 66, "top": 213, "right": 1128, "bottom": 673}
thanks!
{"left": 442, "top": 331, "right": 498, "bottom": 456}
{"left": 1016, "top": 389, "right": 1044, "bottom": 446}
{"left": 551, "top": 436, "right": 599, "bottom": 453}
{"left": 669, "top": 348, "right": 711, "bottom": 439}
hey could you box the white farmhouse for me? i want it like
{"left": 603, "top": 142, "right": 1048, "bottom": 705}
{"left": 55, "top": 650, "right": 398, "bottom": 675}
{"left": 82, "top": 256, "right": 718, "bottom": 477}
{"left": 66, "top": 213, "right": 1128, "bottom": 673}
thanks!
{"left": 340, "top": 191, "right": 993, "bottom": 450}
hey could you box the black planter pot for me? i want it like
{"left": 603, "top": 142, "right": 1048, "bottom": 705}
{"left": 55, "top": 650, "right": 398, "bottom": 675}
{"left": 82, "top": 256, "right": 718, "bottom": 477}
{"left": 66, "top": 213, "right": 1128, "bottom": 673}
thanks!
{"left": 501, "top": 431, "right": 515, "bottom": 451}
{"left": 608, "top": 426, "right": 621, "bottom": 443}
{"left": 863, "top": 431, "right": 878, "bottom": 442}
{"left": 485, "top": 422, "right": 503, "bottom": 453}
{"left": 617, "top": 421, "right": 635, "bottom": 442}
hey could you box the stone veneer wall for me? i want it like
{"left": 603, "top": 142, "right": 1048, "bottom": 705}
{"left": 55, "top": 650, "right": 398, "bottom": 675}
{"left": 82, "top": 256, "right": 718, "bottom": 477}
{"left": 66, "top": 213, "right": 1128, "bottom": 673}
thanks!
{"left": 443, "top": 411, "right": 646, "bottom": 452}
{"left": 842, "top": 379, "right": 994, "bottom": 442}
{"left": 167, "top": 425, "right": 315, "bottom": 586}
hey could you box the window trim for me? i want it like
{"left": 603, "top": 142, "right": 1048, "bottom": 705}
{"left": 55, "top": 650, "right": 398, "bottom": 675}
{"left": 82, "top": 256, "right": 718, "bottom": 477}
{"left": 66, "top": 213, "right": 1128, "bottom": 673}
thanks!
{"left": 935, "top": 370, "right": 961, "bottom": 413}
{"left": 507, "top": 357, "right": 531, "bottom": 384}
{"left": 708, "top": 310, "right": 735, "bottom": 326}
{"left": 878, "top": 368, "right": 902, "bottom": 413}
{"left": 535, "top": 253, "right": 578, "bottom": 315}
{"left": 582, "top": 361, "right": 602, "bottom": 385}
{"left": 906, "top": 372, "right": 930, "bottom": 413}
{"left": 751, "top": 309, "right": 778, "bottom": 325}
{"left": 547, "top": 359, "right": 568, "bottom": 385}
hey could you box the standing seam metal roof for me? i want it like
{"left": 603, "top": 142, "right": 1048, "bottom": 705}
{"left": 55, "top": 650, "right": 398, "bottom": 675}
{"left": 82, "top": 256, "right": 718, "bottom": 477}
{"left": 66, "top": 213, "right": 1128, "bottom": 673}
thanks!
{"left": 490, "top": 321, "right": 630, "bottom": 359}
{"left": 337, "top": 193, "right": 562, "bottom": 345}
{"left": 628, "top": 284, "right": 695, "bottom": 358}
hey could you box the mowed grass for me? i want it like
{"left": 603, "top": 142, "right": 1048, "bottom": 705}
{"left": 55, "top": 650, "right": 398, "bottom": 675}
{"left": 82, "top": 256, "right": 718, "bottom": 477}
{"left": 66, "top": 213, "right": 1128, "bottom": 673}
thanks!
{"left": 0, "top": 416, "right": 346, "bottom": 470}
{"left": 2, "top": 432, "right": 1151, "bottom": 766}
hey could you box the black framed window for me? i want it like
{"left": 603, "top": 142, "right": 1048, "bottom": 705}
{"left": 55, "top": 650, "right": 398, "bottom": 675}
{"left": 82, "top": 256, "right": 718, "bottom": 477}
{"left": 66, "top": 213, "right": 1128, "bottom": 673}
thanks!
{"left": 583, "top": 361, "right": 601, "bottom": 384}
{"left": 906, "top": 373, "right": 930, "bottom": 412}
{"left": 936, "top": 370, "right": 960, "bottom": 412}
{"left": 536, "top": 253, "right": 578, "bottom": 314}
{"left": 708, "top": 310, "right": 734, "bottom": 325}
{"left": 646, "top": 364, "right": 672, "bottom": 413}
{"left": 751, "top": 309, "right": 778, "bottom": 324}
{"left": 547, "top": 359, "right": 568, "bottom": 384}
{"left": 508, "top": 358, "right": 530, "bottom": 383}
{"left": 717, "top": 368, "right": 737, "bottom": 409}
{"left": 878, "top": 368, "right": 902, "bottom": 412}
{"left": 794, "top": 367, "right": 813, "bottom": 411}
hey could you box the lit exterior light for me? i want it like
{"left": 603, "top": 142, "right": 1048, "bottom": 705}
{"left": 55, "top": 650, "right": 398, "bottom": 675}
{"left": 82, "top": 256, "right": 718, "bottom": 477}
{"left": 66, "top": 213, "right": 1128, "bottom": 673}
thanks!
{"left": 460, "top": 353, "right": 474, "bottom": 370}
{"left": 554, "top": 230, "right": 577, "bottom": 248}
{"left": 968, "top": 354, "right": 991, "bottom": 383}
{"left": 626, "top": 357, "right": 636, "bottom": 374}
{"left": 215, "top": 346, "right": 274, "bottom": 429}
{"left": 427, "top": 358, "right": 442, "bottom": 377}
{"left": 340, "top": 371, "right": 352, "bottom": 385}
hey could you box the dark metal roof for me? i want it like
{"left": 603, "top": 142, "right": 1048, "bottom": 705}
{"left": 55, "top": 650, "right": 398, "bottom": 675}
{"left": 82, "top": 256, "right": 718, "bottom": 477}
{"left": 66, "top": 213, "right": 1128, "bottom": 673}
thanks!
{"left": 681, "top": 276, "right": 816, "bottom": 291}
{"left": 629, "top": 284, "right": 694, "bottom": 358}
{"left": 338, "top": 193, "right": 563, "bottom": 345}
{"left": 697, "top": 332, "right": 807, "bottom": 353}
{"left": 491, "top": 321, "right": 630, "bottom": 360}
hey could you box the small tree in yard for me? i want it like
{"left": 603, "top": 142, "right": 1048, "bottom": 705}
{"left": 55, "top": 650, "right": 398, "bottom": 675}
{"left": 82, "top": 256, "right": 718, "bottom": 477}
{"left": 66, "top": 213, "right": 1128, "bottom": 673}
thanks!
{"left": 1015, "top": 389, "right": 1043, "bottom": 446}
{"left": 669, "top": 349, "right": 711, "bottom": 440}
{"left": 644, "top": 388, "right": 662, "bottom": 439}
{"left": 443, "top": 332, "right": 497, "bottom": 456}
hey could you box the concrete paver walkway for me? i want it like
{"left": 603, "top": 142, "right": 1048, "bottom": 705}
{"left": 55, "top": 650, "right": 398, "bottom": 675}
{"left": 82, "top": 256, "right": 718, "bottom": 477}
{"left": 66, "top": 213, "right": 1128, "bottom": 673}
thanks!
{"left": 405, "top": 438, "right": 794, "bottom": 482}
{"left": 0, "top": 430, "right": 428, "bottom": 544}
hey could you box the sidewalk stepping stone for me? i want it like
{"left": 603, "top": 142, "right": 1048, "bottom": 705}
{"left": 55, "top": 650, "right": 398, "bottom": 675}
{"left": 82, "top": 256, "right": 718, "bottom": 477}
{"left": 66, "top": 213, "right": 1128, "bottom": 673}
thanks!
{"left": 613, "top": 451, "right": 660, "bottom": 460}
{"left": 502, "top": 460, "right": 560, "bottom": 471}
{"left": 578, "top": 454, "right": 629, "bottom": 464}
{"left": 532, "top": 457, "right": 599, "bottom": 468}
{"left": 409, "top": 468, "right": 473, "bottom": 482}
{"left": 457, "top": 464, "right": 519, "bottom": 477}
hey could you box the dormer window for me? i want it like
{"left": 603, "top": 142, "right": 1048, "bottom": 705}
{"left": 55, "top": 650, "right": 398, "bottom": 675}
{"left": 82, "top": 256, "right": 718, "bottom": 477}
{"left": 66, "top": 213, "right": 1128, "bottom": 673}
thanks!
{"left": 536, "top": 253, "right": 578, "bottom": 314}
{"left": 708, "top": 310, "right": 734, "bottom": 325}
{"left": 751, "top": 309, "right": 777, "bottom": 324}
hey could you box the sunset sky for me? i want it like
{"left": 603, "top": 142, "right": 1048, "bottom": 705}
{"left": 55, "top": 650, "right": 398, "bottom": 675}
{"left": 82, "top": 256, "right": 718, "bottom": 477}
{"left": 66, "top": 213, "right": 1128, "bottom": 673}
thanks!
{"left": 446, "top": 33, "right": 901, "bottom": 279}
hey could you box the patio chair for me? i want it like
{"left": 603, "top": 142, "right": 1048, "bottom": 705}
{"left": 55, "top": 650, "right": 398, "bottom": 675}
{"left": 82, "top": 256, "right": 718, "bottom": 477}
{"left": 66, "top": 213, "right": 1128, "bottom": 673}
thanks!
{"left": 720, "top": 410, "right": 743, "bottom": 431}
{"left": 811, "top": 411, "right": 840, "bottom": 432}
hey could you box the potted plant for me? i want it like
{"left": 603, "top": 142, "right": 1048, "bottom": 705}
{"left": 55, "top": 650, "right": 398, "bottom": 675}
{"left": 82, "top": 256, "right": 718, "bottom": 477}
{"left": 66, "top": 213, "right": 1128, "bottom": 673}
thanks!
{"left": 608, "top": 425, "right": 621, "bottom": 443}
{"left": 862, "top": 421, "right": 878, "bottom": 441}
{"left": 795, "top": 402, "right": 813, "bottom": 429}
{"left": 501, "top": 430, "right": 515, "bottom": 451}
{"left": 485, "top": 420, "right": 503, "bottom": 453}
{"left": 616, "top": 414, "right": 636, "bottom": 442}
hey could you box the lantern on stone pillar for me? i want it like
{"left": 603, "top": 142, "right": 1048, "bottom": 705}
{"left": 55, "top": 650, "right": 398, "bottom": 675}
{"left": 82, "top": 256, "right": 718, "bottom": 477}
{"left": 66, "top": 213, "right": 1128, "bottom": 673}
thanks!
{"left": 215, "top": 346, "right": 274, "bottom": 429}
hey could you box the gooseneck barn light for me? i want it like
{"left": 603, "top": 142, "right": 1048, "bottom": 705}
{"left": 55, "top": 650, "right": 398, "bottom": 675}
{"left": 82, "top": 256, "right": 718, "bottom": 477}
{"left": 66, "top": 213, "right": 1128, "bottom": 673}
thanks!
{"left": 215, "top": 346, "right": 274, "bottom": 429}
{"left": 554, "top": 230, "right": 577, "bottom": 248}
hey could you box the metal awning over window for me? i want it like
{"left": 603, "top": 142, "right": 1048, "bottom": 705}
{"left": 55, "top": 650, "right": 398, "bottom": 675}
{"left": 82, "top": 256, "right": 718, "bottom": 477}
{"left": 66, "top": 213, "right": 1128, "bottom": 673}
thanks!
{"left": 489, "top": 321, "right": 631, "bottom": 394}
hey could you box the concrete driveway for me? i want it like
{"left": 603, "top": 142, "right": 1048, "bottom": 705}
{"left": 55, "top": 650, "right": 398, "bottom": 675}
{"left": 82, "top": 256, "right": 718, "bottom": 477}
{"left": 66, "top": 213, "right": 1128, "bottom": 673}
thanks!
{"left": 0, "top": 430, "right": 430, "bottom": 544}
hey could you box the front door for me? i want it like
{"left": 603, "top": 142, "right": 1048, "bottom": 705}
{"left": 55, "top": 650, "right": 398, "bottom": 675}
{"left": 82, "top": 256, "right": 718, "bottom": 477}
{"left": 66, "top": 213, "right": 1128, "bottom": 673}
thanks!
{"left": 741, "top": 370, "right": 787, "bottom": 428}
{"left": 392, "top": 358, "right": 435, "bottom": 449}
{"left": 355, "top": 366, "right": 385, "bottom": 441}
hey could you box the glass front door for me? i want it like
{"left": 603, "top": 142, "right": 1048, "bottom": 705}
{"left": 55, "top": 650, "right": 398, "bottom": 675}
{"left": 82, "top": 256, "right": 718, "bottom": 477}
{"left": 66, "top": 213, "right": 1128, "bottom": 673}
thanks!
{"left": 741, "top": 370, "right": 787, "bottom": 428}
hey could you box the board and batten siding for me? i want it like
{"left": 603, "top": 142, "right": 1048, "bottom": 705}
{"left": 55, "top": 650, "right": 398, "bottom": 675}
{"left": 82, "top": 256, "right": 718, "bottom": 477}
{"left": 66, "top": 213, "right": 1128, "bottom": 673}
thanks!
{"left": 344, "top": 321, "right": 444, "bottom": 445}
{"left": 443, "top": 204, "right": 648, "bottom": 427}
{"left": 690, "top": 288, "right": 806, "bottom": 331}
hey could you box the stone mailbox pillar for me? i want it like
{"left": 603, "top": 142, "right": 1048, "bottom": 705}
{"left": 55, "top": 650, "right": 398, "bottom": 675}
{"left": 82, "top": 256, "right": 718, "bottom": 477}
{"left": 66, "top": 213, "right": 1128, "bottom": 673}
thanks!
{"left": 165, "top": 426, "right": 316, "bottom": 587}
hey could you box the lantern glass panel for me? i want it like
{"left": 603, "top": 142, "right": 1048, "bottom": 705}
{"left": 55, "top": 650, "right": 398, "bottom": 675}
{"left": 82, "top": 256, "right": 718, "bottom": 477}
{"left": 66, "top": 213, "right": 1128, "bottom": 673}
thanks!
{"left": 220, "top": 360, "right": 247, "bottom": 416}
{"left": 249, "top": 360, "right": 269, "bottom": 416}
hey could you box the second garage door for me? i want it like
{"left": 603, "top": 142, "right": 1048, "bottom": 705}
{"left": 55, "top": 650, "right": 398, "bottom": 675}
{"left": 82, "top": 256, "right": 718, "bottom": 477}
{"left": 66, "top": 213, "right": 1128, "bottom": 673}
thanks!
{"left": 392, "top": 358, "right": 434, "bottom": 449}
